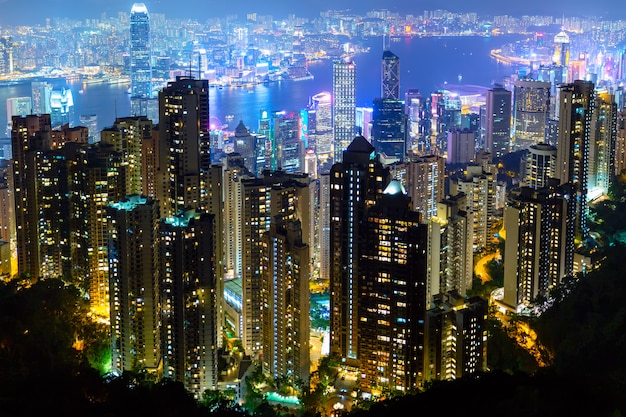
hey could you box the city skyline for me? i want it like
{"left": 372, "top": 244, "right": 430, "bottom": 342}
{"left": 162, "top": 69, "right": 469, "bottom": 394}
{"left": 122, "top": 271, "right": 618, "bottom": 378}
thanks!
{"left": 0, "top": 0, "right": 624, "bottom": 26}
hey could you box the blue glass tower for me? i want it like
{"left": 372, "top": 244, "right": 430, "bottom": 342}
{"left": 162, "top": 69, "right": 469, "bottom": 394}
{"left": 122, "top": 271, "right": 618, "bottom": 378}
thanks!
{"left": 130, "top": 3, "right": 152, "bottom": 114}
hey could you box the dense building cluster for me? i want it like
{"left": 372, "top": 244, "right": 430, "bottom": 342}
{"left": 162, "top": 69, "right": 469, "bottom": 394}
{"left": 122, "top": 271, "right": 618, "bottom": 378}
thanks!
{"left": 1, "top": 2, "right": 626, "bottom": 411}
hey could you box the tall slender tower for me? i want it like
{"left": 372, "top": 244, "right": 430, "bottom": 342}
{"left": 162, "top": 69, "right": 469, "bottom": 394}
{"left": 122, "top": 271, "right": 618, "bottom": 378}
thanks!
{"left": 589, "top": 91, "right": 617, "bottom": 198}
{"left": 160, "top": 209, "right": 217, "bottom": 398}
{"left": 330, "top": 136, "right": 389, "bottom": 365}
{"left": 512, "top": 79, "right": 551, "bottom": 150}
{"left": 358, "top": 180, "right": 427, "bottom": 393}
{"left": 382, "top": 49, "right": 400, "bottom": 100}
{"left": 157, "top": 76, "right": 210, "bottom": 219}
{"left": 130, "top": 3, "right": 152, "bottom": 116}
{"left": 108, "top": 195, "right": 161, "bottom": 376}
{"left": 332, "top": 59, "right": 356, "bottom": 163}
{"left": 485, "top": 85, "right": 512, "bottom": 158}
{"left": 556, "top": 80, "right": 594, "bottom": 243}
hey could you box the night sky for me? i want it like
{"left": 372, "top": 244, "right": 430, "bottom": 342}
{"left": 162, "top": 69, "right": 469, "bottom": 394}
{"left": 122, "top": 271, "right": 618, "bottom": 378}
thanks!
{"left": 0, "top": 0, "right": 622, "bottom": 25}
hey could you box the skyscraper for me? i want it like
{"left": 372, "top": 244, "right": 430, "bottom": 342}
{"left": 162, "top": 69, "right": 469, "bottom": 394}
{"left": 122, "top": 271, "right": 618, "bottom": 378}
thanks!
{"left": 503, "top": 182, "right": 573, "bottom": 310}
{"left": 130, "top": 3, "right": 153, "bottom": 116}
{"left": 556, "top": 80, "right": 594, "bottom": 242}
{"left": 332, "top": 58, "right": 356, "bottom": 163}
{"left": 160, "top": 209, "right": 218, "bottom": 398}
{"left": 157, "top": 76, "right": 210, "bottom": 219}
{"left": 553, "top": 31, "right": 571, "bottom": 67}
{"left": 240, "top": 171, "right": 312, "bottom": 357}
{"left": 485, "top": 85, "right": 512, "bottom": 159}
{"left": 427, "top": 193, "right": 473, "bottom": 306}
{"left": 589, "top": 91, "right": 617, "bottom": 199}
{"left": 358, "top": 180, "right": 427, "bottom": 393}
{"left": 382, "top": 49, "right": 400, "bottom": 100}
{"left": 108, "top": 195, "right": 161, "bottom": 376}
{"left": 309, "top": 92, "right": 333, "bottom": 164}
{"left": 261, "top": 216, "right": 311, "bottom": 383}
{"left": 512, "top": 79, "right": 551, "bottom": 149}
{"left": 524, "top": 142, "right": 557, "bottom": 190}
{"left": 330, "top": 136, "right": 389, "bottom": 366}
{"left": 371, "top": 98, "right": 407, "bottom": 163}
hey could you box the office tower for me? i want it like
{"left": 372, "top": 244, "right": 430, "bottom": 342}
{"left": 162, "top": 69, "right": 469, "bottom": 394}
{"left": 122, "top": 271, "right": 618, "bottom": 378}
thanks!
{"left": 381, "top": 49, "right": 400, "bottom": 100}
{"left": 450, "top": 163, "right": 498, "bottom": 251}
{"left": 160, "top": 209, "right": 218, "bottom": 398}
{"left": 589, "top": 92, "right": 617, "bottom": 199}
{"left": 553, "top": 31, "right": 570, "bottom": 67}
{"left": 478, "top": 104, "right": 487, "bottom": 149}
{"left": 240, "top": 171, "right": 312, "bottom": 357}
{"left": 233, "top": 121, "right": 257, "bottom": 175}
{"left": 31, "top": 81, "right": 52, "bottom": 115}
{"left": 569, "top": 55, "right": 586, "bottom": 83}
{"left": 79, "top": 114, "right": 98, "bottom": 144}
{"left": 157, "top": 76, "right": 210, "bottom": 219}
{"left": 355, "top": 107, "right": 373, "bottom": 139}
{"left": 446, "top": 129, "right": 476, "bottom": 165}
{"left": 11, "top": 114, "right": 52, "bottom": 279}
{"left": 50, "top": 88, "right": 74, "bottom": 129}
{"left": 71, "top": 142, "right": 125, "bottom": 317}
{"left": 512, "top": 79, "right": 551, "bottom": 149}
{"left": 101, "top": 116, "right": 153, "bottom": 196}
{"left": 309, "top": 92, "right": 333, "bottom": 163}
{"left": 503, "top": 182, "right": 573, "bottom": 309}
{"left": 261, "top": 215, "right": 310, "bottom": 383}
{"left": 427, "top": 194, "right": 473, "bottom": 307}
{"left": 405, "top": 89, "right": 423, "bottom": 154}
{"left": 5, "top": 97, "right": 32, "bottom": 136}
{"left": 556, "top": 80, "right": 594, "bottom": 242}
{"left": 273, "top": 111, "right": 303, "bottom": 173}
{"left": 616, "top": 109, "right": 626, "bottom": 176}
{"left": 330, "top": 136, "right": 389, "bottom": 365}
{"left": 538, "top": 64, "right": 567, "bottom": 119}
{"left": 130, "top": 3, "right": 153, "bottom": 116}
{"left": 332, "top": 58, "right": 356, "bottom": 163}
{"left": 391, "top": 154, "right": 444, "bottom": 222}
{"left": 485, "top": 85, "right": 512, "bottom": 158}
{"left": 524, "top": 142, "right": 557, "bottom": 189}
{"left": 371, "top": 98, "right": 407, "bottom": 164}
{"left": 358, "top": 180, "right": 427, "bottom": 392}
{"left": 108, "top": 195, "right": 161, "bottom": 376}
{"left": 425, "top": 292, "right": 488, "bottom": 382}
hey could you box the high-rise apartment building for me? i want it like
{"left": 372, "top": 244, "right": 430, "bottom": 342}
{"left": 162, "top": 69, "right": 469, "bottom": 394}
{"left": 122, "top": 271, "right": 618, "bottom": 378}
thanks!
{"left": 616, "top": 109, "right": 626, "bottom": 176}
{"left": 130, "top": 3, "right": 153, "bottom": 116}
{"left": 503, "top": 182, "right": 574, "bottom": 309}
{"left": 31, "top": 81, "right": 52, "bottom": 115}
{"left": 101, "top": 116, "right": 154, "bottom": 196}
{"left": 512, "top": 79, "right": 551, "bottom": 149}
{"left": 391, "top": 154, "right": 445, "bottom": 222}
{"left": 332, "top": 59, "right": 356, "bottom": 163}
{"left": 450, "top": 163, "right": 498, "bottom": 251}
{"left": 240, "top": 171, "right": 312, "bottom": 357}
{"left": 523, "top": 142, "right": 557, "bottom": 189}
{"left": 589, "top": 91, "right": 617, "bottom": 199}
{"left": 556, "top": 80, "right": 594, "bottom": 242}
{"left": 485, "top": 85, "right": 512, "bottom": 158}
{"left": 5, "top": 97, "right": 32, "bottom": 136}
{"left": 358, "top": 180, "right": 427, "bottom": 392}
{"left": 330, "top": 136, "right": 389, "bottom": 365}
{"left": 157, "top": 76, "right": 210, "bottom": 219}
{"left": 425, "top": 292, "right": 488, "bottom": 382}
{"left": 261, "top": 216, "right": 310, "bottom": 383}
{"left": 108, "top": 195, "right": 161, "bottom": 376}
{"left": 11, "top": 114, "right": 52, "bottom": 279}
{"left": 427, "top": 194, "right": 473, "bottom": 307}
{"left": 71, "top": 142, "right": 125, "bottom": 317}
{"left": 160, "top": 209, "right": 218, "bottom": 398}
